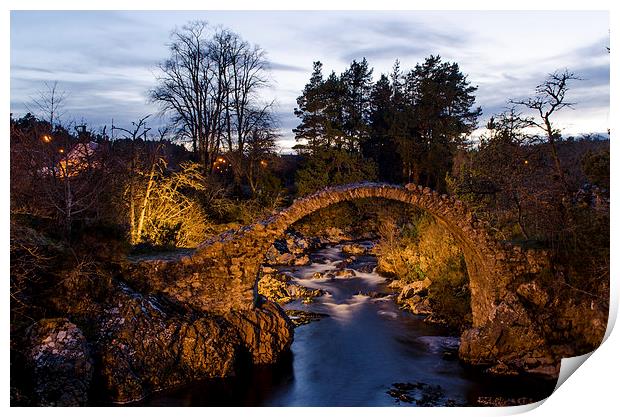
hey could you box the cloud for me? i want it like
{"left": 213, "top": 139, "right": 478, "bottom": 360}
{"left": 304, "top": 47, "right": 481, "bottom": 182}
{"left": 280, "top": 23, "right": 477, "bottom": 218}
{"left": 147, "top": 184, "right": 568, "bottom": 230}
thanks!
{"left": 306, "top": 16, "right": 471, "bottom": 64}
{"left": 268, "top": 61, "right": 308, "bottom": 73}
{"left": 341, "top": 44, "right": 429, "bottom": 64}
{"left": 10, "top": 65, "right": 55, "bottom": 74}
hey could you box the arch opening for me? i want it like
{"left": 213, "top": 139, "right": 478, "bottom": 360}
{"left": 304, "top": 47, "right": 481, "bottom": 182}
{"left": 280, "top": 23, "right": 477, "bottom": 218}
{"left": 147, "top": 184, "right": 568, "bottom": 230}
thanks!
{"left": 256, "top": 197, "right": 474, "bottom": 330}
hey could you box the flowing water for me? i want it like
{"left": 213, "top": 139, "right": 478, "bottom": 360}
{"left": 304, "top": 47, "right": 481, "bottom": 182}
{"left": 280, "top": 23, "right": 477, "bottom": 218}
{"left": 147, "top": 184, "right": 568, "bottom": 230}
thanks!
{"left": 140, "top": 242, "right": 556, "bottom": 406}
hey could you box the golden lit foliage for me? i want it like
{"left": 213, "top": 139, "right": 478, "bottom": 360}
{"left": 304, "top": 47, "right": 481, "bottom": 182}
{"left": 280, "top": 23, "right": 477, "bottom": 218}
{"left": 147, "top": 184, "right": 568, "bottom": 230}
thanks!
{"left": 375, "top": 213, "right": 463, "bottom": 284}
{"left": 132, "top": 163, "right": 213, "bottom": 247}
{"left": 375, "top": 213, "right": 471, "bottom": 328}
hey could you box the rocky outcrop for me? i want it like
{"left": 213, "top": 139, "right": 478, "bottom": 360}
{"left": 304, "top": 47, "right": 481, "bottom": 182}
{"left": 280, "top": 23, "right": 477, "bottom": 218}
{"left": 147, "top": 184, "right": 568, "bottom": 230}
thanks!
{"left": 95, "top": 282, "right": 244, "bottom": 403}
{"left": 24, "top": 319, "right": 93, "bottom": 406}
{"left": 93, "top": 281, "right": 294, "bottom": 404}
{"left": 226, "top": 300, "right": 294, "bottom": 364}
{"left": 459, "top": 293, "right": 558, "bottom": 378}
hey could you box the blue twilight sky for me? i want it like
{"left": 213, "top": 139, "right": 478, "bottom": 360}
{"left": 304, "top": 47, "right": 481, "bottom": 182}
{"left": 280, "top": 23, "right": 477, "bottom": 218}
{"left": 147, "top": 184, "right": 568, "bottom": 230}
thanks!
{"left": 10, "top": 10, "right": 610, "bottom": 152}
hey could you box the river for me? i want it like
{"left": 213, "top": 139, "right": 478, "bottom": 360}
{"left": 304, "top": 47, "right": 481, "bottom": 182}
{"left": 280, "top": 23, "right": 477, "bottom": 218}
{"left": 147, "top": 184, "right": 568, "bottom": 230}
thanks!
{"left": 140, "top": 242, "right": 556, "bottom": 406}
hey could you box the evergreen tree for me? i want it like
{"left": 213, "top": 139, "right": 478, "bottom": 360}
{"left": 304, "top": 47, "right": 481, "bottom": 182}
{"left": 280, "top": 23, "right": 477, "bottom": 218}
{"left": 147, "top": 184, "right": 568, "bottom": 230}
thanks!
{"left": 364, "top": 74, "right": 400, "bottom": 182}
{"left": 293, "top": 61, "right": 327, "bottom": 152}
{"left": 341, "top": 58, "right": 374, "bottom": 152}
{"left": 322, "top": 71, "right": 347, "bottom": 149}
{"left": 398, "top": 55, "right": 481, "bottom": 190}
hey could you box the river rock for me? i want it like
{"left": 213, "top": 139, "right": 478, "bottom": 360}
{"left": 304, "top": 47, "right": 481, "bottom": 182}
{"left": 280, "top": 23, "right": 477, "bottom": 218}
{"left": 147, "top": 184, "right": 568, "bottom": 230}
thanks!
{"left": 351, "top": 261, "right": 377, "bottom": 273}
{"left": 342, "top": 243, "right": 367, "bottom": 256}
{"left": 258, "top": 273, "right": 323, "bottom": 304}
{"left": 320, "top": 227, "right": 351, "bottom": 243}
{"left": 398, "top": 278, "right": 432, "bottom": 301}
{"left": 335, "top": 268, "right": 356, "bottom": 278}
{"left": 24, "top": 318, "right": 93, "bottom": 406}
{"left": 285, "top": 309, "right": 329, "bottom": 327}
{"left": 459, "top": 293, "right": 558, "bottom": 378}
{"left": 401, "top": 295, "right": 433, "bottom": 314}
{"left": 265, "top": 232, "right": 313, "bottom": 266}
{"left": 285, "top": 283, "right": 323, "bottom": 299}
{"left": 476, "top": 396, "right": 536, "bottom": 406}
{"left": 293, "top": 254, "right": 311, "bottom": 266}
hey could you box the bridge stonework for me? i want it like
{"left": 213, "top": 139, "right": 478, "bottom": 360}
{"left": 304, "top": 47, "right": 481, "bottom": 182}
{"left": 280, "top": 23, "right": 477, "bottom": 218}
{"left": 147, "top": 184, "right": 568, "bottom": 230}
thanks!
{"left": 128, "top": 183, "right": 556, "bottom": 375}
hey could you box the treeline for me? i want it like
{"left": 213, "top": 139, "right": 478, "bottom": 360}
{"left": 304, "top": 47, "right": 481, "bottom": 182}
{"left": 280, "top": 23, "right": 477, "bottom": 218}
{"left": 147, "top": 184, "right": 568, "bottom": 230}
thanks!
{"left": 293, "top": 56, "right": 480, "bottom": 192}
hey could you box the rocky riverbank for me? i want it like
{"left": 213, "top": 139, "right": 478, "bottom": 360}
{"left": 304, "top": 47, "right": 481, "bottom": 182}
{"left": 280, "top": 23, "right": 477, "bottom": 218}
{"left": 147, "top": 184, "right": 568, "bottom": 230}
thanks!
{"left": 11, "top": 277, "right": 293, "bottom": 406}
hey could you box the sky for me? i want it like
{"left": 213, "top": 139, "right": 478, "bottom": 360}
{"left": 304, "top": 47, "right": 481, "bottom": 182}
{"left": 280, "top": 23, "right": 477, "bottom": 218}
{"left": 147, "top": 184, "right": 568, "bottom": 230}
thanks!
{"left": 10, "top": 10, "right": 610, "bottom": 152}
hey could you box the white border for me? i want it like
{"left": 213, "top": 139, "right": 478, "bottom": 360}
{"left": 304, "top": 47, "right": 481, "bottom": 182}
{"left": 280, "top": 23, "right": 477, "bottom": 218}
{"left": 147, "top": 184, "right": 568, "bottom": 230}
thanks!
{"left": 3, "top": 1, "right": 616, "bottom": 416}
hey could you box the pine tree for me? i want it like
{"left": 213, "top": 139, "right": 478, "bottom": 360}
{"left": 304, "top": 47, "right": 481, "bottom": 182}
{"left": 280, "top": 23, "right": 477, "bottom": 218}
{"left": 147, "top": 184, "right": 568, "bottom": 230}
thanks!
{"left": 293, "top": 61, "right": 327, "bottom": 152}
{"left": 398, "top": 55, "right": 481, "bottom": 190}
{"left": 341, "top": 58, "right": 374, "bottom": 152}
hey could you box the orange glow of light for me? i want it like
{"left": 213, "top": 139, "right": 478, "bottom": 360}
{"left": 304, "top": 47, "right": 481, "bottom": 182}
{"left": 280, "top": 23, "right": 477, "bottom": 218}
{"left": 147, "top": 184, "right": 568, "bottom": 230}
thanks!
{"left": 217, "top": 157, "right": 226, "bottom": 163}
{"left": 41, "top": 135, "right": 52, "bottom": 143}
{"left": 524, "top": 160, "right": 529, "bottom": 165}
{"left": 58, "top": 148, "right": 65, "bottom": 154}
{"left": 260, "top": 160, "right": 268, "bottom": 168}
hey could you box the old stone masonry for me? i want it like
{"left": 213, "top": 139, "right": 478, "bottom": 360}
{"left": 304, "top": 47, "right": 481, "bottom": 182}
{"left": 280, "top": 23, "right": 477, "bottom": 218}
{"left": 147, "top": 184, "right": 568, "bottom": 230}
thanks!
{"left": 128, "top": 182, "right": 559, "bottom": 378}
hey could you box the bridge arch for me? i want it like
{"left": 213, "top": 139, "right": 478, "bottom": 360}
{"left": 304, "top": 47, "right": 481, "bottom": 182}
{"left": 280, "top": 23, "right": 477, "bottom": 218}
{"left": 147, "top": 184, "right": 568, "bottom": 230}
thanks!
{"left": 170, "top": 182, "right": 513, "bottom": 328}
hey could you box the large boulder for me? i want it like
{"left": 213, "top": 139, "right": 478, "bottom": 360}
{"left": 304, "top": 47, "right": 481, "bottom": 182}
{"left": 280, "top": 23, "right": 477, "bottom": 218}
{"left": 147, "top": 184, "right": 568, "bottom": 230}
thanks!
{"left": 96, "top": 282, "right": 243, "bottom": 403}
{"left": 226, "top": 300, "right": 294, "bottom": 364}
{"left": 398, "top": 278, "right": 432, "bottom": 301}
{"left": 24, "top": 319, "right": 93, "bottom": 406}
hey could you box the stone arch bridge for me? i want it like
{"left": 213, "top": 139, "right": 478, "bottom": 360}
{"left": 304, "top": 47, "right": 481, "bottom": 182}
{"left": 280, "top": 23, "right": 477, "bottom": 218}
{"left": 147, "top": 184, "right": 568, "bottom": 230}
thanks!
{"left": 128, "top": 182, "right": 554, "bottom": 373}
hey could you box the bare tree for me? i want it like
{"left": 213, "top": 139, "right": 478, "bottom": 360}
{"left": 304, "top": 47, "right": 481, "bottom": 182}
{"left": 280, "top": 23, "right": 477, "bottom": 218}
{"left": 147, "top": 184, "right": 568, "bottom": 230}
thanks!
{"left": 150, "top": 21, "right": 274, "bottom": 175}
{"left": 27, "top": 81, "right": 68, "bottom": 128}
{"left": 151, "top": 21, "right": 223, "bottom": 171}
{"left": 511, "top": 69, "right": 580, "bottom": 187}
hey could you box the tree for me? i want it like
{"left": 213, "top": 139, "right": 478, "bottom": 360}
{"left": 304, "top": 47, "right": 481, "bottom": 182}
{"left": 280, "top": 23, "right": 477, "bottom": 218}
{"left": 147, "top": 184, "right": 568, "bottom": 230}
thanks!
{"left": 364, "top": 74, "right": 400, "bottom": 182}
{"left": 293, "top": 61, "right": 327, "bottom": 152}
{"left": 111, "top": 115, "right": 154, "bottom": 244}
{"left": 150, "top": 21, "right": 273, "bottom": 174}
{"left": 448, "top": 109, "right": 539, "bottom": 239}
{"left": 511, "top": 69, "right": 580, "bottom": 188}
{"left": 341, "top": 58, "right": 373, "bottom": 152}
{"left": 399, "top": 55, "right": 481, "bottom": 190}
{"left": 27, "top": 81, "right": 67, "bottom": 129}
{"left": 295, "top": 148, "right": 377, "bottom": 196}
{"left": 239, "top": 113, "right": 279, "bottom": 198}
{"left": 10, "top": 113, "right": 110, "bottom": 236}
